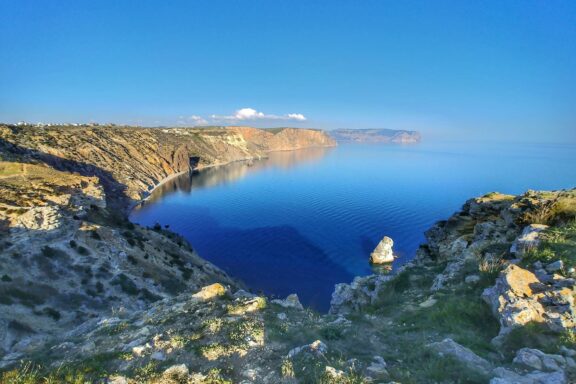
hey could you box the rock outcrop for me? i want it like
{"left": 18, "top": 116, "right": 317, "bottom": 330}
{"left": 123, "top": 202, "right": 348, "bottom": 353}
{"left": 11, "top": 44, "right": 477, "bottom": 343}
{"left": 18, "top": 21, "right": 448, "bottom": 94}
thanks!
{"left": 483, "top": 264, "right": 575, "bottom": 338}
{"left": 0, "top": 124, "right": 335, "bottom": 372}
{"left": 0, "top": 124, "right": 336, "bottom": 207}
{"left": 369, "top": 236, "right": 395, "bottom": 264}
{"left": 510, "top": 224, "right": 549, "bottom": 256}
{"left": 428, "top": 338, "right": 493, "bottom": 377}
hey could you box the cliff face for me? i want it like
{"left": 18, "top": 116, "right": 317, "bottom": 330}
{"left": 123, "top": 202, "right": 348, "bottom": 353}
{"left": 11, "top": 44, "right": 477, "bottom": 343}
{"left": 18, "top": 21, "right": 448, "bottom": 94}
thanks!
{"left": 330, "top": 128, "right": 421, "bottom": 144}
{"left": 229, "top": 126, "right": 337, "bottom": 151}
{"left": 0, "top": 125, "right": 335, "bottom": 205}
{"left": 2, "top": 123, "right": 575, "bottom": 383}
{"left": 0, "top": 124, "right": 335, "bottom": 373}
{"left": 2, "top": 188, "right": 574, "bottom": 383}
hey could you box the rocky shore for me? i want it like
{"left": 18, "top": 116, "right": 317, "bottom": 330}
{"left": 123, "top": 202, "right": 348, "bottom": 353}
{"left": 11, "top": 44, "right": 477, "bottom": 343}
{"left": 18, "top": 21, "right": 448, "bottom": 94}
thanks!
{"left": 0, "top": 126, "right": 575, "bottom": 383}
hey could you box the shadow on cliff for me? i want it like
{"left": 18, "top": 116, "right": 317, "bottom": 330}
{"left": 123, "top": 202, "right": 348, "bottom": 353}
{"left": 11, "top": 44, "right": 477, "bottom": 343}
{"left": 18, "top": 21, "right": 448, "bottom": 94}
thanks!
{"left": 0, "top": 138, "right": 130, "bottom": 211}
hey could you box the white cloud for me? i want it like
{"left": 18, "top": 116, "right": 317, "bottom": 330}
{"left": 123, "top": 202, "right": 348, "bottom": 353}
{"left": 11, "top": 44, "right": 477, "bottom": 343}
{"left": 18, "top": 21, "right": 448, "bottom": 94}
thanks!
{"left": 211, "top": 108, "right": 306, "bottom": 122}
{"left": 188, "top": 115, "right": 209, "bottom": 125}
{"left": 286, "top": 113, "right": 306, "bottom": 121}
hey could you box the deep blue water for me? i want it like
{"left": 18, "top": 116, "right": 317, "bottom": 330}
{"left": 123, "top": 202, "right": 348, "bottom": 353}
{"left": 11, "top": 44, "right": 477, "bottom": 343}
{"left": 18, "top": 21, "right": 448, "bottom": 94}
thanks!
{"left": 130, "top": 141, "right": 576, "bottom": 311}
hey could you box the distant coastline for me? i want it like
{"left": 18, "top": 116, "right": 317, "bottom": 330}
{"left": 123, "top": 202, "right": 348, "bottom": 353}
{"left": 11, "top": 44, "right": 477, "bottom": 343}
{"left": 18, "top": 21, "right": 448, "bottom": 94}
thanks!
{"left": 330, "top": 128, "right": 421, "bottom": 144}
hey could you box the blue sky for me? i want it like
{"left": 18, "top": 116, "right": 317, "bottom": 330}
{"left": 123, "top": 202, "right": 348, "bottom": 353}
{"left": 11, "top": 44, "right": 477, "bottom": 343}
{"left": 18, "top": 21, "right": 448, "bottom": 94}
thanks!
{"left": 1, "top": 1, "right": 575, "bottom": 142}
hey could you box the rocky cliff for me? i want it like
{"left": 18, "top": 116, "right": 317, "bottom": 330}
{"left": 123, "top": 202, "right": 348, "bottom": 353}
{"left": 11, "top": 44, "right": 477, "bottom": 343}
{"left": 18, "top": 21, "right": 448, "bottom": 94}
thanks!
{"left": 0, "top": 125, "right": 335, "bottom": 207}
{"left": 1, "top": 124, "right": 575, "bottom": 383}
{"left": 330, "top": 128, "right": 421, "bottom": 144}
{"left": 0, "top": 124, "right": 336, "bottom": 380}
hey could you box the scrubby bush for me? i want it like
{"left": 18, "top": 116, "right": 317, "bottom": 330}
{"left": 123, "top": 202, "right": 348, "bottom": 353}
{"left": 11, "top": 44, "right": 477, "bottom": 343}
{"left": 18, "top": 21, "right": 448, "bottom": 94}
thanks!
{"left": 77, "top": 246, "right": 90, "bottom": 255}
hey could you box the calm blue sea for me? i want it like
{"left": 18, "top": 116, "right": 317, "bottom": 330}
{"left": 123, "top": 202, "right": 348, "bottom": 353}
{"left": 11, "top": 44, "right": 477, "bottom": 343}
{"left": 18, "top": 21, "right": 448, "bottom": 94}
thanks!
{"left": 130, "top": 141, "right": 576, "bottom": 311}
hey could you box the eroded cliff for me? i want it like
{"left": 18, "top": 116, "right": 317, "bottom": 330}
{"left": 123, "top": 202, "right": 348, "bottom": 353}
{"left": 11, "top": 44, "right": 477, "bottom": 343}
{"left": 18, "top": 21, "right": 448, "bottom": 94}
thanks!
{"left": 1, "top": 125, "right": 575, "bottom": 383}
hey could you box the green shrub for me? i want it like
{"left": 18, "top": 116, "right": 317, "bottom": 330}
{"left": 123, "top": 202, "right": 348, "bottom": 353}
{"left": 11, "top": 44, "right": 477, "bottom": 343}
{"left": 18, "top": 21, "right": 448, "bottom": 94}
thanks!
{"left": 111, "top": 273, "right": 139, "bottom": 295}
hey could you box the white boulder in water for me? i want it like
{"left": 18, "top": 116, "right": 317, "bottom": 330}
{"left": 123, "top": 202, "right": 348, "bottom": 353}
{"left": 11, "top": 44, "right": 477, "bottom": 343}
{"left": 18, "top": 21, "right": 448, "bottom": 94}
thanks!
{"left": 369, "top": 236, "right": 395, "bottom": 264}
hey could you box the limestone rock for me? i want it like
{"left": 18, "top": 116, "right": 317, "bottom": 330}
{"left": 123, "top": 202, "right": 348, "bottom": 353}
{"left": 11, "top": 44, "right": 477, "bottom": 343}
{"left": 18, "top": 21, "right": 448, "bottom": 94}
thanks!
{"left": 330, "top": 274, "right": 393, "bottom": 314}
{"left": 288, "top": 340, "right": 327, "bottom": 358}
{"left": 191, "top": 283, "right": 227, "bottom": 301}
{"left": 108, "top": 376, "right": 129, "bottom": 384}
{"left": 271, "top": 294, "right": 304, "bottom": 310}
{"left": 162, "top": 364, "right": 189, "bottom": 381}
{"left": 428, "top": 338, "right": 492, "bottom": 376}
{"left": 15, "top": 206, "right": 62, "bottom": 231}
{"left": 369, "top": 236, "right": 395, "bottom": 264}
{"left": 365, "top": 355, "right": 389, "bottom": 379}
{"left": 510, "top": 224, "right": 549, "bottom": 256}
{"left": 546, "top": 260, "right": 564, "bottom": 273}
{"left": 513, "top": 348, "right": 566, "bottom": 372}
{"left": 482, "top": 265, "right": 546, "bottom": 336}
{"left": 491, "top": 367, "right": 566, "bottom": 384}
{"left": 465, "top": 274, "right": 481, "bottom": 285}
{"left": 483, "top": 264, "right": 576, "bottom": 337}
{"left": 325, "top": 366, "right": 345, "bottom": 379}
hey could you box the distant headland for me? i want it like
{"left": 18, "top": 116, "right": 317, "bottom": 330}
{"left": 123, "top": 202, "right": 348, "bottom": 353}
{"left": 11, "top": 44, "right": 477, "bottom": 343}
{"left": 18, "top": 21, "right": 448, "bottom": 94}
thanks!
{"left": 330, "top": 128, "right": 421, "bottom": 144}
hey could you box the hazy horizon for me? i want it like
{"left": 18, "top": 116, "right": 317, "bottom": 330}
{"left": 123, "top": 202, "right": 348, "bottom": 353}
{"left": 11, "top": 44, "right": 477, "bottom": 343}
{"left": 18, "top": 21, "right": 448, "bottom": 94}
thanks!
{"left": 1, "top": 1, "right": 575, "bottom": 143}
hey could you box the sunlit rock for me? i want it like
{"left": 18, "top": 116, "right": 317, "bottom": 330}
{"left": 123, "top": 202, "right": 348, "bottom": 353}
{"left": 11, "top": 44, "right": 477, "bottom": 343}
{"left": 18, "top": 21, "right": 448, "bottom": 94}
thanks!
{"left": 369, "top": 236, "right": 395, "bottom": 264}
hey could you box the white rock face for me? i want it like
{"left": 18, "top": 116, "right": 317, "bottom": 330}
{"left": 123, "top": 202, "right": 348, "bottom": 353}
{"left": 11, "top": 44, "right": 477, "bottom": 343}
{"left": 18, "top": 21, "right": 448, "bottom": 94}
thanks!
{"left": 510, "top": 224, "right": 549, "bottom": 256}
{"left": 369, "top": 236, "right": 395, "bottom": 264}
{"left": 15, "top": 206, "right": 62, "bottom": 231}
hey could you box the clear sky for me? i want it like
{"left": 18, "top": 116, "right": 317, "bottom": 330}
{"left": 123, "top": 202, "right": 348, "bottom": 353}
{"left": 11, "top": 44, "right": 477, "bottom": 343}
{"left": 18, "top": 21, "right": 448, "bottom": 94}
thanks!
{"left": 1, "top": 1, "right": 575, "bottom": 142}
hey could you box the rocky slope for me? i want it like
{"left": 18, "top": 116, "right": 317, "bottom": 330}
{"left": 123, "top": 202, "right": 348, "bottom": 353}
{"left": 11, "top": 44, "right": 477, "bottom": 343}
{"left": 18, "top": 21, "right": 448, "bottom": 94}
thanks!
{"left": 330, "top": 129, "right": 421, "bottom": 144}
{"left": 0, "top": 125, "right": 336, "bottom": 209}
{"left": 0, "top": 124, "right": 336, "bottom": 380}
{"left": 1, "top": 124, "right": 575, "bottom": 383}
{"left": 2, "top": 184, "right": 575, "bottom": 383}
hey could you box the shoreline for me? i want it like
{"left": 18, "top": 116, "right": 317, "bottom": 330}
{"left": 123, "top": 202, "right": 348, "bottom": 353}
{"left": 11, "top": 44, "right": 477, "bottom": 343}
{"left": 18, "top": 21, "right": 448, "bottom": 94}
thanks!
{"left": 128, "top": 154, "right": 269, "bottom": 212}
{"left": 128, "top": 144, "right": 337, "bottom": 212}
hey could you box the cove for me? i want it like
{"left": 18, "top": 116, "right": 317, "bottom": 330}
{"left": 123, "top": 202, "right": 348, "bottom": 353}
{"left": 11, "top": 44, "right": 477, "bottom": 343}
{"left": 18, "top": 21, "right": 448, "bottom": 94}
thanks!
{"left": 130, "top": 141, "right": 576, "bottom": 311}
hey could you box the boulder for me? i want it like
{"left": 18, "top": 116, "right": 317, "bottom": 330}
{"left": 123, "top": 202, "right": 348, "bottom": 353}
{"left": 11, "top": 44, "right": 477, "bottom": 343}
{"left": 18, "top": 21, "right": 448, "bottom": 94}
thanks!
{"left": 428, "top": 338, "right": 492, "bottom": 376}
{"left": 162, "top": 364, "right": 189, "bottom": 381}
{"left": 329, "top": 274, "right": 393, "bottom": 314}
{"left": 191, "top": 283, "right": 227, "bottom": 301}
{"left": 365, "top": 355, "right": 389, "bottom": 379}
{"left": 482, "top": 265, "right": 546, "bottom": 336}
{"left": 510, "top": 224, "right": 549, "bottom": 256}
{"left": 546, "top": 260, "right": 564, "bottom": 273}
{"left": 325, "top": 366, "right": 345, "bottom": 379}
{"left": 491, "top": 367, "right": 566, "bottom": 384}
{"left": 483, "top": 264, "right": 576, "bottom": 337}
{"left": 108, "top": 376, "right": 129, "bottom": 384}
{"left": 465, "top": 274, "right": 481, "bottom": 285}
{"left": 288, "top": 340, "right": 327, "bottom": 358}
{"left": 271, "top": 294, "right": 304, "bottom": 310}
{"left": 513, "top": 348, "right": 566, "bottom": 372}
{"left": 369, "top": 236, "right": 395, "bottom": 264}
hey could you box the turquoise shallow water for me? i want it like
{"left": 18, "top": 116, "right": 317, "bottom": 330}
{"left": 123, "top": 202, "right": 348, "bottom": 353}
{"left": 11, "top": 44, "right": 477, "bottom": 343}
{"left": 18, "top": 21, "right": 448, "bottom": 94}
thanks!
{"left": 130, "top": 141, "right": 576, "bottom": 311}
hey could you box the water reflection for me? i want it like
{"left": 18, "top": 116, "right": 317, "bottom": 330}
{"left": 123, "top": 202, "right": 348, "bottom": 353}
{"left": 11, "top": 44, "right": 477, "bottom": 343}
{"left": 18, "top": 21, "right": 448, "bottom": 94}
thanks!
{"left": 137, "top": 146, "right": 330, "bottom": 206}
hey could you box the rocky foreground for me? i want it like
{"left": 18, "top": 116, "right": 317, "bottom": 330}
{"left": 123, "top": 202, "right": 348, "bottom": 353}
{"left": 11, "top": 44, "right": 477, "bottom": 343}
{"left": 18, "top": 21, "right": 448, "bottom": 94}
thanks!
{"left": 0, "top": 126, "right": 575, "bottom": 383}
